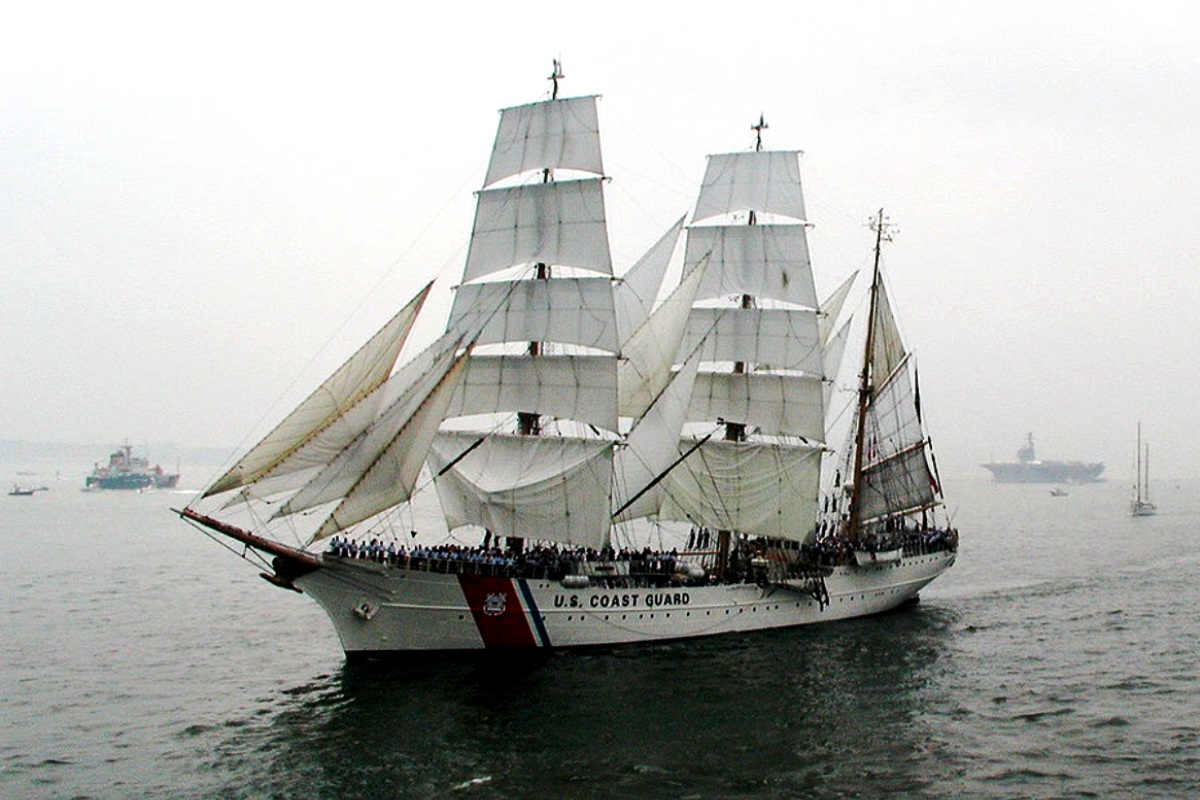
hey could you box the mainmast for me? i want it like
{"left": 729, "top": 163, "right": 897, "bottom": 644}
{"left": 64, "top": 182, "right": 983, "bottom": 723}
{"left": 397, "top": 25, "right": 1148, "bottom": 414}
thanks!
{"left": 516, "top": 60, "right": 565, "bottom": 439}
{"left": 844, "top": 209, "right": 892, "bottom": 544}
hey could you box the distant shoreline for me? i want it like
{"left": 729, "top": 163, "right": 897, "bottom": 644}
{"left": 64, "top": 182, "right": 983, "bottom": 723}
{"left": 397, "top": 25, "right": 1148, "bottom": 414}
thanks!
{"left": 0, "top": 440, "right": 236, "bottom": 466}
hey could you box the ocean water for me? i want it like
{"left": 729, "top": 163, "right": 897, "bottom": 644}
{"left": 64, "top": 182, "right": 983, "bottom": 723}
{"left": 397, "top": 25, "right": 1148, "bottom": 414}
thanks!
{"left": 2, "top": 466, "right": 1198, "bottom": 799}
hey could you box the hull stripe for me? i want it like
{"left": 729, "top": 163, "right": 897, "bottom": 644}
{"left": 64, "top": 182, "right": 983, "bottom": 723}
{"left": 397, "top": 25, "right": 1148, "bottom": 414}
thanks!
{"left": 516, "top": 578, "right": 551, "bottom": 648}
{"left": 458, "top": 574, "right": 538, "bottom": 648}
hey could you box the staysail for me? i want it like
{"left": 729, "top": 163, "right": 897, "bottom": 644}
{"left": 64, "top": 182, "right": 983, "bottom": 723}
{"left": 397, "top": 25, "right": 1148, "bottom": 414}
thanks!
{"left": 204, "top": 282, "right": 432, "bottom": 497}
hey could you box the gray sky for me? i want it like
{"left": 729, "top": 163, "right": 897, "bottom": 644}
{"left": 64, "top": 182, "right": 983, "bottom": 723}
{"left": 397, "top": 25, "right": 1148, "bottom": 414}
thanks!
{"left": 3, "top": 1, "right": 1197, "bottom": 480}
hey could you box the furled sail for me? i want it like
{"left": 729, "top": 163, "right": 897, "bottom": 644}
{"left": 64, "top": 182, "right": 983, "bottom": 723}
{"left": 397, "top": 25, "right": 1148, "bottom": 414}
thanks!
{"left": 204, "top": 282, "right": 432, "bottom": 497}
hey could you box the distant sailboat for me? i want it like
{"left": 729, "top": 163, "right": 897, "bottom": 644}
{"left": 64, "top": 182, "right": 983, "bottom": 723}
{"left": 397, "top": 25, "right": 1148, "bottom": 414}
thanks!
{"left": 1130, "top": 423, "right": 1156, "bottom": 517}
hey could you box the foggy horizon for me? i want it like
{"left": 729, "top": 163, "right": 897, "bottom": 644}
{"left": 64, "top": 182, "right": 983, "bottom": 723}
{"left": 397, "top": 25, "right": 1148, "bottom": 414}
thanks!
{"left": 4, "top": 2, "right": 1198, "bottom": 480}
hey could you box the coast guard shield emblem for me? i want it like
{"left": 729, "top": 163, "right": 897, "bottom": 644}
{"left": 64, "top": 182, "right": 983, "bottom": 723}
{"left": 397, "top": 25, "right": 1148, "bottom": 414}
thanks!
{"left": 483, "top": 592, "right": 507, "bottom": 617}
{"left": 458, "top": 575, "right": 540, "bottom": 647}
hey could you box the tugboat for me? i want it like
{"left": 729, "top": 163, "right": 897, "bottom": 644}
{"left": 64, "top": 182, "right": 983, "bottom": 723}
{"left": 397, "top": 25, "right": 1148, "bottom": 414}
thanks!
{"left": 85, "top": 442, "right": 180, "bottom": 490}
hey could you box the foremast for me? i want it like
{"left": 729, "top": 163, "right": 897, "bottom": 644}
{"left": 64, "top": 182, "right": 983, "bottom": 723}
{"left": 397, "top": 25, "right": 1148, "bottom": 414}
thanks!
{"left": 429, "top": 61, "right": 624, "bottom": 551}
{"left": 715, "top": 115, "right": 768, "bottom": 576}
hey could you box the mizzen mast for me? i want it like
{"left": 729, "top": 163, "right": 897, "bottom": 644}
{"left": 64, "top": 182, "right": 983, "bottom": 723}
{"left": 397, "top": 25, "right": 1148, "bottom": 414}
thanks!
{"left": 844, "top": 209, "right": 892, "bottom": 544}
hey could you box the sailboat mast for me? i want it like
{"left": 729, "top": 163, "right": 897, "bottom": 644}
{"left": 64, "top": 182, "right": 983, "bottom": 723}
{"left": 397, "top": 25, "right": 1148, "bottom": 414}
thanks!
{"left": 845, "top": 209, "right": 889, "bottom": 544}
{"left": 1136, "top": 423, "right": 1142, "bottom": 503}
{"left": 1145, "top": 441, "right": 1151, "bottom": 502}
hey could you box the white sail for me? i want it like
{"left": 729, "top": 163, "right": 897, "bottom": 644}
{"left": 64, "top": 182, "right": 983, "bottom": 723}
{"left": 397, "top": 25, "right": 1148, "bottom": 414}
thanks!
{"left": 615, "top": 216, "right": 685, "bottom": 342}
{"left": 224, "top": 331, "right": 463, "bottom": 504}
{"left": 444, "top": 354, "right": 619, "bottom": 433}
{"left": 310, "top": 351, "right": 472, "bottom": 541}
{"left": 693, "top": 151, "right": 807, "bottom": 223}
{"left": 839, "top": 213, "right": 945, "bottom": 535}
{"left": 659, "top": 439, "right": 822, "bottom": 541}
{"left": 612, "top": 342, "right": 704, "bottom": 523}
{"left": 820, "top": 270, "right": 858, "bottom": 345}
{"left": 864, "top": 357, "right": 923, "bottom": 465}
{"left": 463, "top": 179, "right": 613, "bottom": 282}
{"left": 447, "top": 277, "right": 619, "bottom": 352}
{"left": 684, "top": 225, "right": 817, "bottom": 308}
{"left": 277, "top": 341, "right": 467, "bottom": 520}
{"left": 870, "top": 280, "right": 907, "bottom": 386}
{"left": 857, "top": 444, "right": 938, "bottom": 523}
{"left": 619, "top": 258, "right": 708, "bottom": 419}
{"left": 430, "top": 432, "right": 614, "bottom": 549}
{"left": 204, "top": 282, "right": 432, "bottom": 497}
{"left": 687, "top": 372, "right": 825, "bottom": 441}
{"left": 852, "top": 351, "right": 938, "bottom": 523}
{"left": 436, "top": 88, "right": 622, "bottom": 550}
{"left": 485, "top": 96, "right": 603, "bottom": 187}
{"left": 680, "top": 307, "right": 822, "bottom": 374}
{"left": 822, "top": 317, "right": 852, "bottom": 408}
{"left": 309, "top": 352, "right": 472, "bottom": 542}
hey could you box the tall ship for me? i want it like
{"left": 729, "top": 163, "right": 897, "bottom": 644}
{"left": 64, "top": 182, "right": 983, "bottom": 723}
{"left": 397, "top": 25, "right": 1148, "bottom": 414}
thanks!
{"left": 981, "top": 433, "right": 1104, "bottom": 484}
{"left": 178, "top": 66, "right": 957, "bottom": 657}
{"left": 86, "top": 442, "right": 180, "bottom": 490}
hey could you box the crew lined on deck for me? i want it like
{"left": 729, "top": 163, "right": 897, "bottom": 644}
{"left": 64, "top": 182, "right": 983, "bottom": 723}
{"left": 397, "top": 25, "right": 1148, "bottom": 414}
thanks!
{"left": 324, "top": 525, "right": 957, "bottom": 584}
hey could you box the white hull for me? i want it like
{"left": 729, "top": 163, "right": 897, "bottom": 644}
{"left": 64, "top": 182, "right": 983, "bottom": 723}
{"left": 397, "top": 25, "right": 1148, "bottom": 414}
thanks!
{"left": 293, "top": 550, "right": 956, "bottom": 655}
{"left": 1130, "top": 501, "right": 1156, "bottom": 517}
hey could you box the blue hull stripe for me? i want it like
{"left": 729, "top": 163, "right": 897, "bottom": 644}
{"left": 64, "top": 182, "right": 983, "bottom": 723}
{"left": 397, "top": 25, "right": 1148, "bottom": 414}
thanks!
{"left": 516, "top": 578, "right": 551, "bottom": 648}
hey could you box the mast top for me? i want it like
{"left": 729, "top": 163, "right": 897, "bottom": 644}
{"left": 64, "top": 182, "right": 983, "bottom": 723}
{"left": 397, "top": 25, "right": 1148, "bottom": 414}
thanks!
{"left": 752, "top": 114, "right": 768, "bottom": 151}
{"left": 549, "top": 59, "right": 564, "bottom": 100}
{"left": 869, "top": 208, "right": 897, "bottom": 249}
